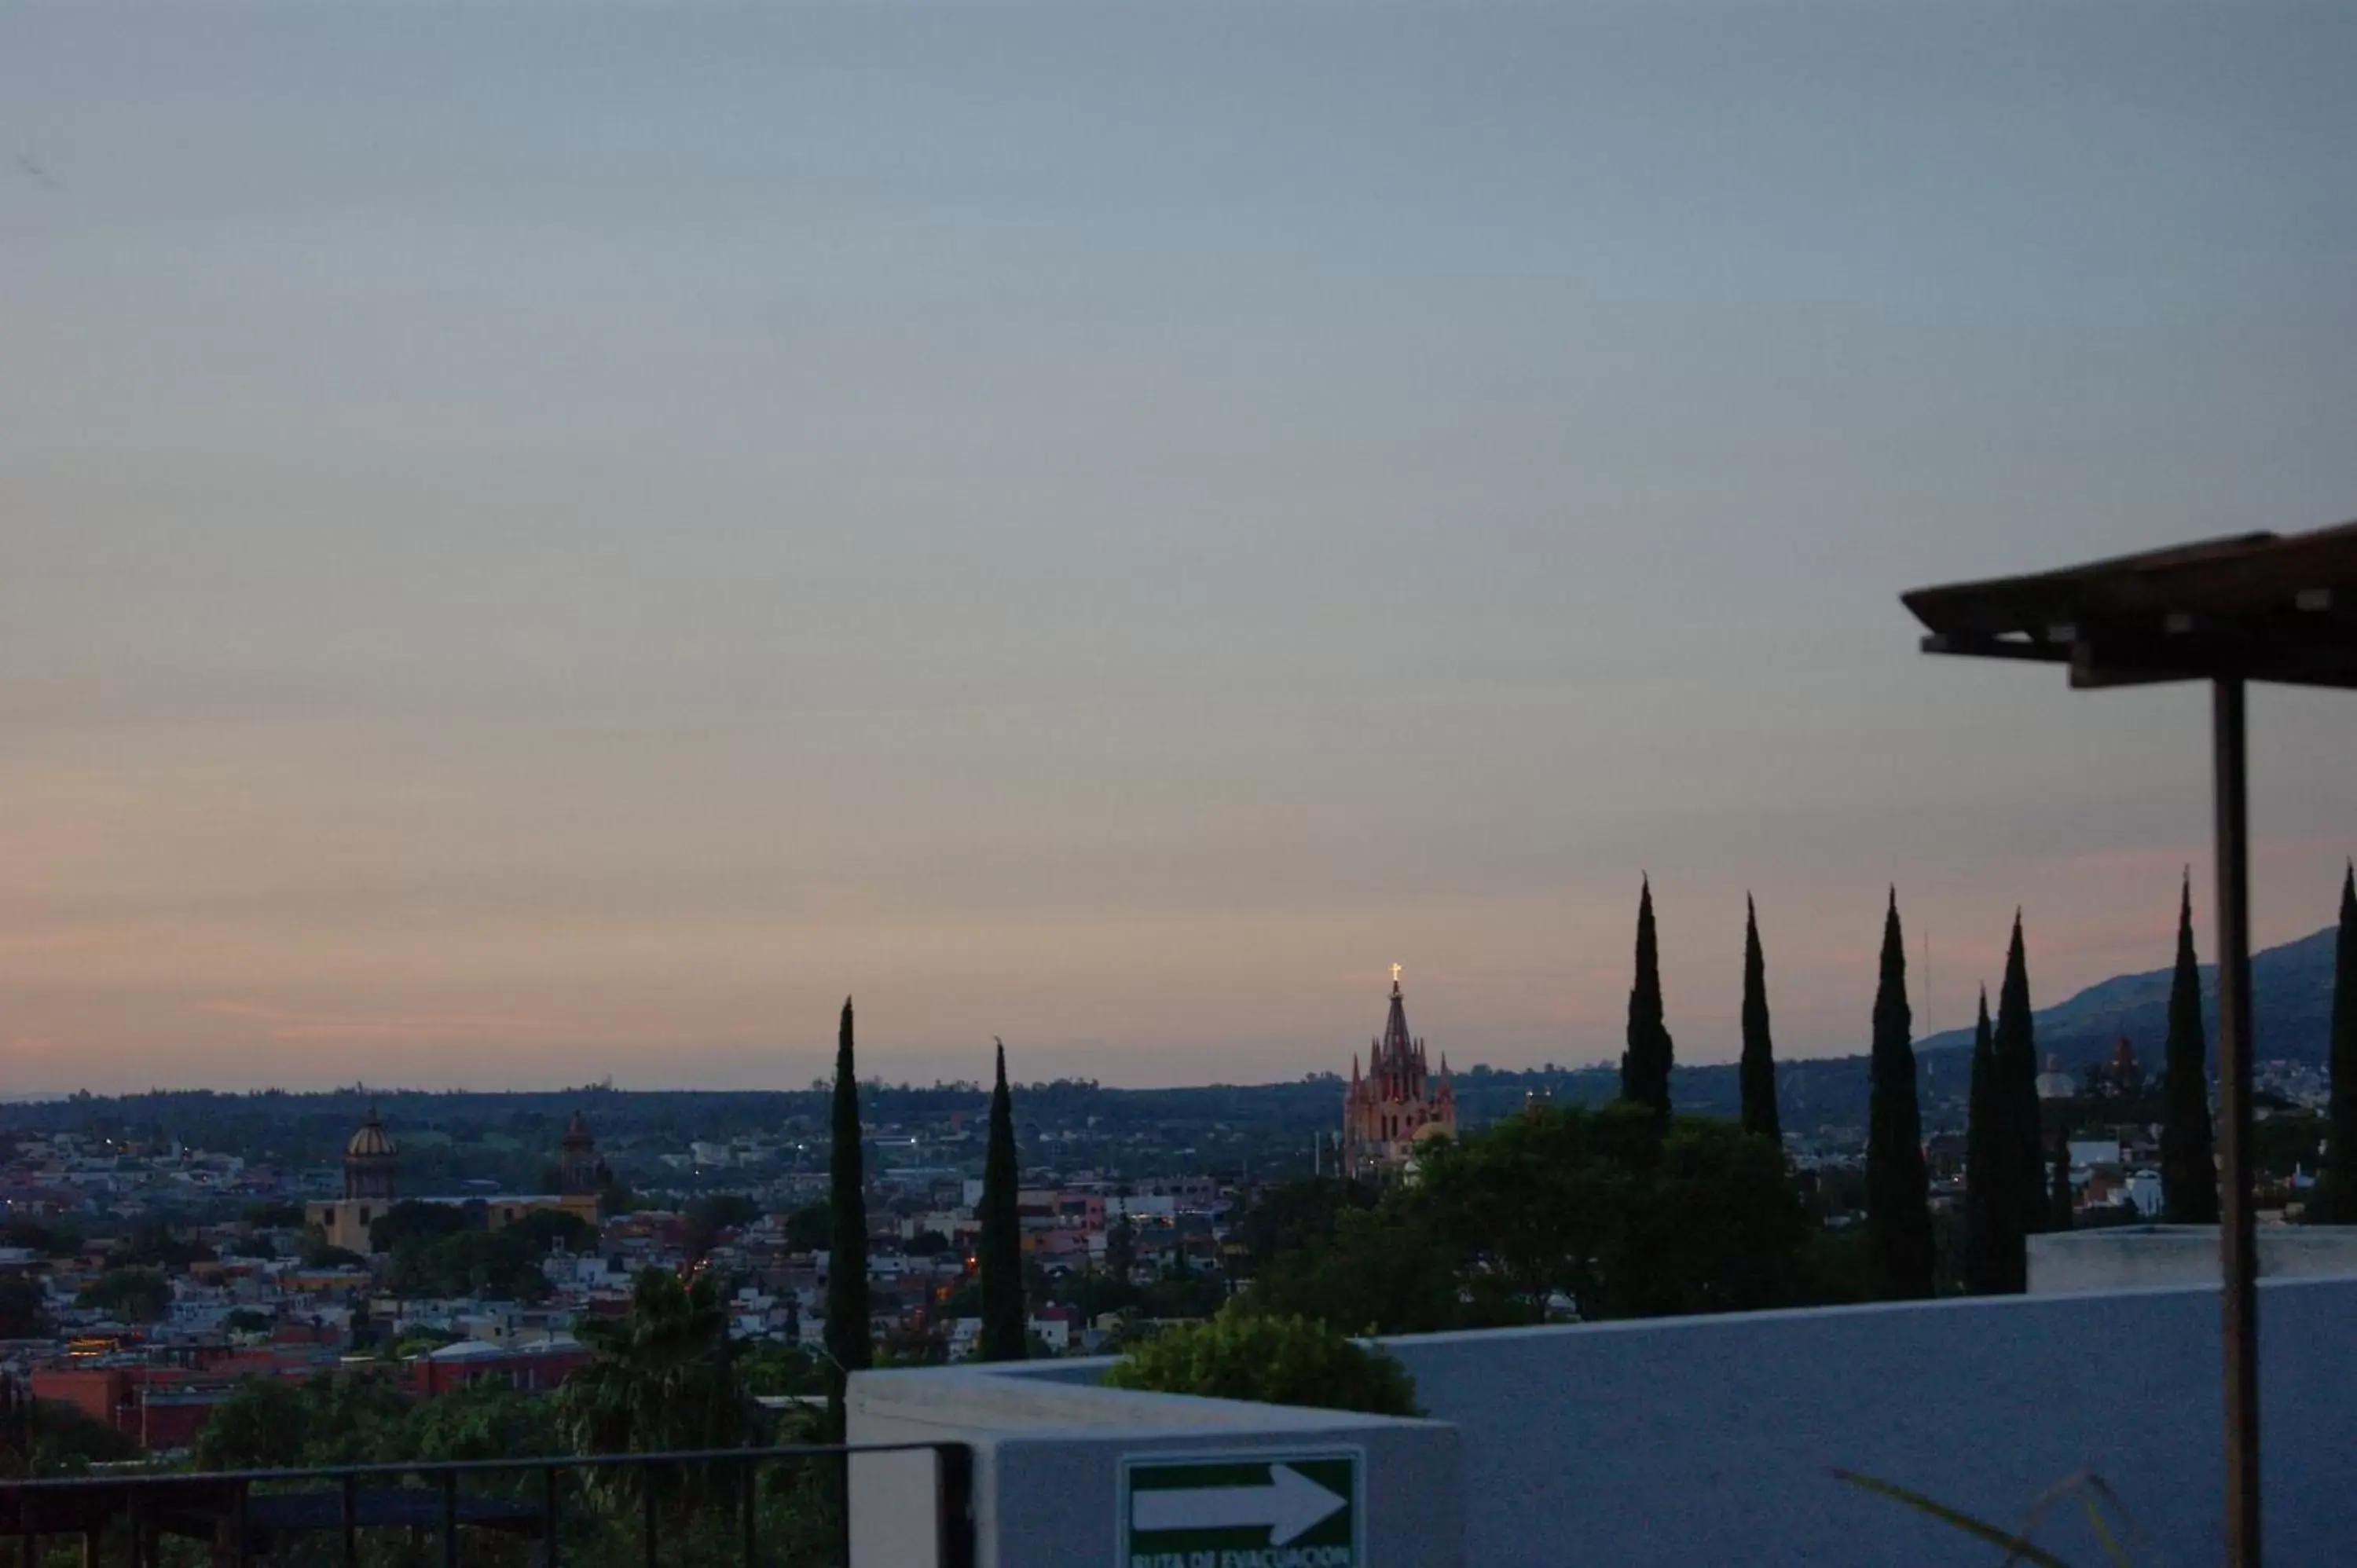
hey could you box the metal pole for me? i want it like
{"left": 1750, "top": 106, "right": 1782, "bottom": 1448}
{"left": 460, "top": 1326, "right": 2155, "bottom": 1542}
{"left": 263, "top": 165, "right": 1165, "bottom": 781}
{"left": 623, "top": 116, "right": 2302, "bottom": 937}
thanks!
{"left": 544, "top": 1466, "right": 560, "bottom": 1568}
{"left": 2213, "top": 676, "right": 2261, "bottom": 1568}
{"left": 740, "top": 1458, "right": 756, "bottom": 1568}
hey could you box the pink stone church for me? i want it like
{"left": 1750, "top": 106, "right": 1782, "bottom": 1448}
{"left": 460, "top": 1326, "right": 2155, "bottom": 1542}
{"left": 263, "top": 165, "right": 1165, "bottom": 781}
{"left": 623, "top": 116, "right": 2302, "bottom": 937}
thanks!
{"left": 1342, "top": 969, "right": 1457, "bottom": 1180}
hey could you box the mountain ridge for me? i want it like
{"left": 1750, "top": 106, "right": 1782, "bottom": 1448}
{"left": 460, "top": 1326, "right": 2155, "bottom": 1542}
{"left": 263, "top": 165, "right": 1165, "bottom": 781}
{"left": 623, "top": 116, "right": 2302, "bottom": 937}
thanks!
{"left": 1913, "top": 923, "right": 2337, "bottom": 1070}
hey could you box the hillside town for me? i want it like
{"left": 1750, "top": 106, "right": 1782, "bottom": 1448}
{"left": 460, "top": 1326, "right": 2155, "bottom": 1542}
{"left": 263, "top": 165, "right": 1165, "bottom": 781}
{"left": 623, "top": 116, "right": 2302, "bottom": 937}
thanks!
{"left": 0, "top": 967, "right": 2337, "bottom": 1462}
{"left": 0, "top": 1100, "right": 1241, "bottom": 1453}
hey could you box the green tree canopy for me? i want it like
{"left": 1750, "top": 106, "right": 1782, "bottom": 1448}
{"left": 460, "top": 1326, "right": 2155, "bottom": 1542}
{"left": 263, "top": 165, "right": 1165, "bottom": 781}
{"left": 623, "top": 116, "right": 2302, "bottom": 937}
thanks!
{"left": 0, "top": 1222, "right": 74, "bottom": 1258}
{"left": 1245, "top": 1203, "right": 1464, "bottom": 1336}
{"left": 1245, "top": 1101, "right": 1809, "bottom": 1333}
{"left": 1419, "top": 1103, "right": 1809, "bottom": 1321}
{"left": 75, "top": 1266, "right": 170, "bottom": 1324}
{"left": 402, "top": 1376, "right": 562, "bottom": 1464}
{"left": 1, "top": 1388, "right": 140, "bottom": 1478}
{"left": 1961, "top": 990, "right": 2015, "bottom": 1295}
{"left": 2157, "top": 873, "right": 2220, "bottom": 1225}
{"left": 383, "top": 1227, "right": 552, "bottom": 1303}
{"left": 2321, "top": 864, "right": 2357, "bottom": 1222}
{"left": 739, "top": 1343, "right": 829, "bottom": 1399}
{"left": 192, "top": 1372, "right": 412, "bottom": 1471}
{"left": 1230, "top": 1178, "right": 1377, "bottom": 1275}
{"left": 505, "top": 1207, "right": 596, "bottom": 1257}
{"left": 559, "top": 1267, "right": 753, "bottom": 1514}
{"left": 368, "top": 1200, "right": 468, "bottom": 1255}
{"left": 1993, "top": 913, "right": 2048, "bottom": 1241}
{"left": 112, "top": 1222, "right": 214, "bottom": 1270}
{"left": 0, "top": 1277, "right": 49, "bottom": 1340}
{"left": 825, "top": 997, "right": 872, "bottom": 1434}
{"left": 1739, "top": 895, "right": 1781, "bottom": 1144}
{"left": 1620, "top": 877, "right": 1675, "bottom": 1123}
{"left": 2049, "top": 1116, "right": 2075, "bottom": 1233}
{"left": 299, "top": 1232, "right": 368, "bottom": 1270}
{"left": 683, "top": 1192, "right": 761, "bottom": 1258}
{"left": 784, "top": 1201, "right": 830, "bottom": 1253}
{"left": 978, "top": 1039, "right": 1027, "bottom": 1362}
{"left": 1104, "top": 1306, "right": 1420, "bottom": 1417}
{"left": 1864, "top": 892, "right": 1934, "bottom": 1300}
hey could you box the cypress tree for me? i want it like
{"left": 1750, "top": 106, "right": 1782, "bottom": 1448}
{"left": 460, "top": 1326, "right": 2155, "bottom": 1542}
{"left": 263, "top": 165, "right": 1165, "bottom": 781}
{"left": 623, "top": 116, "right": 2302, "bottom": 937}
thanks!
{"left": 1106, "top": 1185, "right": 1136, "bottom": 1284}
{"left": 824, "top": 998, "right": 871, "bottom": 1433}
{"left": 2322, "top": 864, "right": 2357, "bottom": 1222}
{"left": 1865, "top": 892, "right": 1935, "bottom": 1299}
{"left": 1621, "top": 877, "right": 1674, "bottom": 1125}
{"left": 1739, "top": 895, "right": 1780, "bottom": 1145}
{"left": 2159, "top": 874, "right": 2220, "bottom": 1224}
{"left": 978, "top": 1038, "right": 1028, "bottom": 1361}
{"left": 2049, "top": 1116, "right": 2075, "bottom": 1234}
{"left": 1993, "top": 913, "right": 2048, "bottom": 1239}
{"left": 1961, "top": 989, "right": 2014, "bottom": 1294}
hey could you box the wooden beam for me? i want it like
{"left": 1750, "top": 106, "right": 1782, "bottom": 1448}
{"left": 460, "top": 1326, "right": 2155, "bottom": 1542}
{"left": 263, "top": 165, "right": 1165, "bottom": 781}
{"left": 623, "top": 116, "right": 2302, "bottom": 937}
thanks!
{"left": 2066, "top": 642, "right": 2200, "bottom": 690}
{"left": 1917, "top": 633, "right": 2066, "bottom": 664}
{"left": 2062, "top": 628, "right": 2357, "bottom": 692}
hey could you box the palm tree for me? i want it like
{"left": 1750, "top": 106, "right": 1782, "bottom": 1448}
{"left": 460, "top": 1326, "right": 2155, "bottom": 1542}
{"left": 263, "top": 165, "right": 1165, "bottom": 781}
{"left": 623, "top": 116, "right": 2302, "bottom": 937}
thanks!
{"left": 559, "top": 1268, "right": 753, "bottom": 1515}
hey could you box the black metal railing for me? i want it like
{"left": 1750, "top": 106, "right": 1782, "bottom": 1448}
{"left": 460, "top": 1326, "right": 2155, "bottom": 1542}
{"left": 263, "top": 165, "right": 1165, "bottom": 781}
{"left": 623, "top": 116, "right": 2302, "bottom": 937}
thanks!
{"left": 0, "top": 1442, "right": 973, "bottom": 1568}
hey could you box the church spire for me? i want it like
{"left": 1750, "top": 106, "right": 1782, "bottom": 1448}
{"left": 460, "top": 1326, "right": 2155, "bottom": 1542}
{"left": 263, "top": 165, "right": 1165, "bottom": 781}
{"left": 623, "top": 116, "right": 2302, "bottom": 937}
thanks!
{"left": 1382, "top": 970, "right": 1413, "bottom": 1062}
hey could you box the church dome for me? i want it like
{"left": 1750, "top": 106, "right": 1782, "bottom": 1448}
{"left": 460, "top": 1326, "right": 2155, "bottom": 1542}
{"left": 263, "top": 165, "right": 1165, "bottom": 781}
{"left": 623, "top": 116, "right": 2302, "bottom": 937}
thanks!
{"left": 346, "top": 1108, "right": 398, "bottom": 1160}
{"left": 561, "top": 1111, "right": 595, "bottom": 1150}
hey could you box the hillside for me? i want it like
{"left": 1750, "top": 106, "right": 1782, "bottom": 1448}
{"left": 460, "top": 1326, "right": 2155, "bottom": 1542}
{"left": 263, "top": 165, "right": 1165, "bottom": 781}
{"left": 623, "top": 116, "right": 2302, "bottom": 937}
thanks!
{"left": 1505, "top": 921, "right": 2346, "bottom": 1139}
{"left": 1915, "top": 923, "right": 2339, "bottom": 1071}
{"left": 0, "top": 926, "right": 2335, "bottom": 1170}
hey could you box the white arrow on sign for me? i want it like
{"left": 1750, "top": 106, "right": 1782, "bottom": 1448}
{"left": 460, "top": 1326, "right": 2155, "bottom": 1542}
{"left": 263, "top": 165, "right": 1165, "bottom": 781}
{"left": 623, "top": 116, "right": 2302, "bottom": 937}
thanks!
{"left": 1131, "top": 1463, "right": 1348, "bottom": 1547}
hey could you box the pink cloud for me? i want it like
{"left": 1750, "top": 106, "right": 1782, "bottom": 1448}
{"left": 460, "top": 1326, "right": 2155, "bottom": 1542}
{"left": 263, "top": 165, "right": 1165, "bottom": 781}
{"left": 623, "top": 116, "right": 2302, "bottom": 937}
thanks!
{"left": 193, "top": 998, "right": 289, "bottom": 1021}
{"left": 192, "top": 998, "right": 570, "bottom": 1044}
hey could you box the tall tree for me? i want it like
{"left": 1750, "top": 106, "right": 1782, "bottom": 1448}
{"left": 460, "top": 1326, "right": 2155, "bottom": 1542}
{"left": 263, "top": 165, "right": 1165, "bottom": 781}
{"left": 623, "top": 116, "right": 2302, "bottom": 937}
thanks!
{"left": 2322, "top": 864, "right": 2357, "bottom": 1222}
{"left": 1993, "top": 913, "right": 2048, "bottom": 1239}
{"left": 560, "top": 1269, "right": 751, "bottom": 1512}
{"left": 1865, "top": 892, "right": 1934, "bottom": 1300}
{"left": 1960, "top": 989, "right": 2014, "bottom": 1294}
{"left": 1739, "top": 896, "right": 1780, "bottom": 1145}
{"left": 2159, "top": 875, "right": 2220, "bottom": 1224}
{"left": 2049, "top": 1118, "right": 2075, "bottom": 1234}
{"left": 1621, "top": 877, "right": 1674, "bottom": 1124}
{"left": 1106, "top": 1183, "right": 1137, "bottom": 1284}
{"left": 825, "top": 998, "right": 871, "bottom": 1433}
{"left": 979, "top": 1039, "right": 1028, "bottom": 1361}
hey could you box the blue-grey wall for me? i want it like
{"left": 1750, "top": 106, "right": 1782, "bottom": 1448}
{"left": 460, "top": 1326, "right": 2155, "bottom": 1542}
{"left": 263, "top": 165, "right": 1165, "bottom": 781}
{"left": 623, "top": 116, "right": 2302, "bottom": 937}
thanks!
{"left": 1378, "top": 1275, "right": 2357, "bottom": 1567}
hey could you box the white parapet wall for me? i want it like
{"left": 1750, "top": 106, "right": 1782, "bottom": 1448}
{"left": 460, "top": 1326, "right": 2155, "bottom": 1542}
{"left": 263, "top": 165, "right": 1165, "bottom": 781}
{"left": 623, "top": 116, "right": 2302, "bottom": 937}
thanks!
{"left": 874, "top": 1274, "right": 2357, "bottom": 1567}
{"left": 1380, "top": 1273, "right": 2357, "bottom": 1567}
{"left": 2029, "top": 1223, "right": 2357, "bottom": 1294}
{"left": 848, "top": 1363, "right": 1464, "bottom": 1568}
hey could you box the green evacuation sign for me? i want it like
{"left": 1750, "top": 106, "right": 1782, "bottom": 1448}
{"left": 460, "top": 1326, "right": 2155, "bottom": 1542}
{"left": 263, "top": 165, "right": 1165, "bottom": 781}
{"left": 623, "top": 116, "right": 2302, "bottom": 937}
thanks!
{"left": 1119, "top": 1449, "right": 1362, "bottom": 1568}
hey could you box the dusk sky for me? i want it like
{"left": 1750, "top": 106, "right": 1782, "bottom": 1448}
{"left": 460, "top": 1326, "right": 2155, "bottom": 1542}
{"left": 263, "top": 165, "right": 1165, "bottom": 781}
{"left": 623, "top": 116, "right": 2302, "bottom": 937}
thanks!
{"left": 5, "top": 3, "right": 2353, "bottom": 1094}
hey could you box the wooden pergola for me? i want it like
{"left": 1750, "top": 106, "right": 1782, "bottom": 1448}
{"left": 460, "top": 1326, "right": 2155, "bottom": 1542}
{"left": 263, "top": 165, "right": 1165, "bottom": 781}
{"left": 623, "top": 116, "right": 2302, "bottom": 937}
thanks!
{"left": 1901, "top": 518, "right": 2357, "bottom": 1568}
